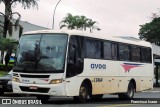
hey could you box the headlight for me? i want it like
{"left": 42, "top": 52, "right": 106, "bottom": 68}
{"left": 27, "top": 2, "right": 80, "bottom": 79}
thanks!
{"left": 13, "top": 77, "right": 21, "bottom": 83}
{"left": 49, "top": 79, "right": 63, "bottom": 84}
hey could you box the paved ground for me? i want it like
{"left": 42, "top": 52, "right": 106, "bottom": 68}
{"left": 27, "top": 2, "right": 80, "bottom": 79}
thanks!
{"left": 142, "top": 87, "right": 160, "bottom": 93}
{"left": 0, "top": 87, "right": 159, "bottom": 107}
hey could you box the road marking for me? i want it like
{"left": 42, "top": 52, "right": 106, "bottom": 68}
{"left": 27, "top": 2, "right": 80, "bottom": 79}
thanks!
{"left": 97, "top": 104, "right": 138, "bottom": 107}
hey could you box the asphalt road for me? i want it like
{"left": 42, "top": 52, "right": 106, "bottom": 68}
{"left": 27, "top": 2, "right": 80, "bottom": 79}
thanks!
{"left": 0, "top": 89, "right": 160, "bottom": 107}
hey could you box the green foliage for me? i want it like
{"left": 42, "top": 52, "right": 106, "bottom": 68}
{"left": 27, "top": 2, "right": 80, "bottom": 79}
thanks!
{"left": 0, "top": 63, "right": 5, "bottom": 71}
{"left": 0, "top": 0, "right": 38, "bottom": 38}
{"left": 0, "top": 28, "right": 2, "bottom": 36}
{"left": 0, "top": 0, "right": 38, "bottom": 9}
{"left": 60, "top": 13, "right": 101, "bottom": 33}
{"left": 0, "top": 63, "right": 13, "bottom": 75}
{"left": 0, "top": 71, "right": 7, "bottom": 77}
{"left": 60, "top": 13, "right": 76, "bottom": 30}
{"left": 139, "top": 17, "right": 160, "bottom": 45}
{"left": 14, "top": 0, "right": 38, "bottom": 9}
{"left": 0, "top": 63, "right": 14, "bottom": 72}
{"left": 0, "top": 37, "right": 18, "bottom": 51}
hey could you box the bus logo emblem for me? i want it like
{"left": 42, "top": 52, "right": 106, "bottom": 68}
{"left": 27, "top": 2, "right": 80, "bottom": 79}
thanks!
{"left": 33, "top": 81, "right": 36, "bottom": 84}
{"left": 121, "top": 63, "right": 143, "bottom": 73}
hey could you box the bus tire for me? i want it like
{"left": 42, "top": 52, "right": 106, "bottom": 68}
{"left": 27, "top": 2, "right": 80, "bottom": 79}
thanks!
{"left": 36, "top": 95, "right": 50, "bottom": 103}
{"left": 118, "top": 82, "right": 135, "bottom": 99}
{"left": 90, "top": 94, "right": 103, "bottom": 101}
{"left": 73, "top": 83, "right": 88, "bottom": 103}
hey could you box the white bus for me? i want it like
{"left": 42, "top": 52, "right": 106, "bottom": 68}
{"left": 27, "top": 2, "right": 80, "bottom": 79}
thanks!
{"left": 12, "top": 30, "right": 154, "bottom": 103}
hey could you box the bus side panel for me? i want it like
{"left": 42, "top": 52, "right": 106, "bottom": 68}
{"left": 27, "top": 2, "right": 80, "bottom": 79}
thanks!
{"left": 79, "top": 59, "right": 120, "bottom": 94}
{"left": 64, "top": 59, "right": 153, "bottom": 96}
{"left": 65, "top": 77, "right": 85, "bottom": 96}
{"left": 119, "top": 62, "right": 153, "bottom": 92}
{"left": 117, "top": 77, "right": 130, "bottom": 93}
{"left": 81, "top": 59, "right": 153, "bottom": 94}
{"left": 135, "top": 77, "right": 153, "bottom": 92}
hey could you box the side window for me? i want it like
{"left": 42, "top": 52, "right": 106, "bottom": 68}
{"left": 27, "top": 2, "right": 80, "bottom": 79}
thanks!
{"left": 77, "top": 36, "right": 84, "bottom": 59}
{"left": 131, "top": 46, "right": 140, "bottom": 62}
{"left": 141, "top": 47, "right": 152, "bottom": 63}
{"left": 103, "top": 41, "right": 112, "bottom": 59}
{"left": 86, "top": 39, "right": 95, "bottom": 58}
{"left": 85, "top": 38, "right": 102, "bottom": 59}
{"left": 95, "top": 40, "right": 101, "bottom": 59}
{"left": 111, "top": 43, "right": 118, "bottom": 60}
{"left": 119, "top": 44, "right": 130, "bottom": 61}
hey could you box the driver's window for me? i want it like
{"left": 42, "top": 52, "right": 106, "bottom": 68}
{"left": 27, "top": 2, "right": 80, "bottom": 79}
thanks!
{"left": 68, "top": 36, "right": 78, "bottom": 63}
{"left": 68, "top": 45, "right": 76, "bottom": 63}
{"left": 66, "top": 36, "right": 84, "bottom": 78}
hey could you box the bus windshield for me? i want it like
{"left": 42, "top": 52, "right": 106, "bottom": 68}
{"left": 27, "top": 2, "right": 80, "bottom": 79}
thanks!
{"left": 15, "top": 33, "right": 68, "bottom": 73}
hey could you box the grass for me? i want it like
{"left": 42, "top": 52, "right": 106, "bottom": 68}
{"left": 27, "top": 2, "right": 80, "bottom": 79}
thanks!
{"left": 0, "top": 63, "right": 14, "bottom": 66}
{"left": 0, "top": 71, "right": 7, "bottom": 77}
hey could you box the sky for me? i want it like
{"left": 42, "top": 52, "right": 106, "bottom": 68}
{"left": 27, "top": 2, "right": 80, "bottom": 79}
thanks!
{"left": 0, "top": 0, "right": 160, "bottom": 38}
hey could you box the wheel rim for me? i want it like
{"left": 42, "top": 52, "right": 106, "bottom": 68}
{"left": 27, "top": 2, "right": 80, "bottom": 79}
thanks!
{"left": 128, "top": 85, "right": 134, "bottom": 98}
{"left": 80, "top": 87, "right": 87, "bottom": 99}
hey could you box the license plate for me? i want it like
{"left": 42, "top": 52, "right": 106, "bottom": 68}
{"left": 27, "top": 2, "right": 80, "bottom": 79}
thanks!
{"left": 0, "top": 85, "right": 2, "bottom": 88}
{"left": 29, "top": 86, "right": 38, "bottom": 90}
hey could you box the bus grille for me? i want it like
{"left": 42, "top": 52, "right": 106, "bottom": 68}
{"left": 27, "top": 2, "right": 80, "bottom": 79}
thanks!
{"left": 19, "top": 86, "right": 50, "bottom": 93}
{"left": 20, "top": 74, "right": 50, "bottom": 78}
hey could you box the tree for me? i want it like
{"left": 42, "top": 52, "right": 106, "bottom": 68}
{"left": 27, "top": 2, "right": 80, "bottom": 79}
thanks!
{"left": 60, "top": 13, "right": 101, "bottom": 32}
{"left": 0, "top": 12, "right": 22, "bottom": 37}
{"left": 0, "top": 37, "right": 17, "bottom": 64}
{"left": 87, "top": 19, "right": 101, "bottom": 33}
{"left": 0, "top": 0, "right": 38, "bottom": 70}
{"left": 76, "top": 15, "right": 89, "bottom": 30}
{"left": 59, "top": 13, "right": 77, "bottom": 30}
{"left": 139, "top": 17, "right": 160, "bottom": 46}
{"left": 0, "top": 28, "right": 2, "bottom": 36}
{"left": 139, "top": 11, "right": 160, "bottom": 87}
{"left": 0, "top": 0, "right": 38, "bottom": 38}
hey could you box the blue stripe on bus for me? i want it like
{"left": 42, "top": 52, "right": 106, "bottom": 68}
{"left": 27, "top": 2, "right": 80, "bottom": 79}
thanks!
{"left": 123, "top": 63, "right": 143, "bottom": 66}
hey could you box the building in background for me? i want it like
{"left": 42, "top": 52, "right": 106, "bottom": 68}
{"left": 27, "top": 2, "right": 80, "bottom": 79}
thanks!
{"left": 0, "top": 15, "right": 49, "bottom": 40}
{"left": 0, "top": 15, "right": 49, "bottom": 65}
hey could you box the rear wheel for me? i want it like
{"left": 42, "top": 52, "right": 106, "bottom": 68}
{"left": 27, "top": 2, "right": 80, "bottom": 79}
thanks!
{"left": 73, "top": 83, "right": 88, "bottom": 103}
{"left": 36, "top": 95, "right": 50, "bottom": 103}
{"left": 118, "top": 82, "right": 135, "bottom": 99}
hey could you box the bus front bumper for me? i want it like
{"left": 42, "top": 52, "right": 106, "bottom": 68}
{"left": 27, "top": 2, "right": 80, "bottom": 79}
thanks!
{"left": 12, "top": 81, "right": 66, "bottom": 96}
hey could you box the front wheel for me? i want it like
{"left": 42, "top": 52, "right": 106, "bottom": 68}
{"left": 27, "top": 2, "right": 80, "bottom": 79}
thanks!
{"left": 73, "top": 83, "right": 88, "bottom": 103}
{"left": 118, "top": 82, "right": 135, "bottom": 99}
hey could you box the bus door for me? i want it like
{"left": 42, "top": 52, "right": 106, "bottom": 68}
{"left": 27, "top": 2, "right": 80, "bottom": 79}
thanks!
{"left": 65, "top": 36, "right": 84, "bottom": 95}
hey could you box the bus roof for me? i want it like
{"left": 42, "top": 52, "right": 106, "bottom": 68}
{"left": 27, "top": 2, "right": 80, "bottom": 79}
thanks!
{"left": 22, "top": 30, "right": 152, "bottom": 48}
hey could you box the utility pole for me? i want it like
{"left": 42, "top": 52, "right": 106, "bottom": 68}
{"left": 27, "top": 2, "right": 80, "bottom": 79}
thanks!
{"left": 52, "top": 0, "right": 62, "bottom": 29}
